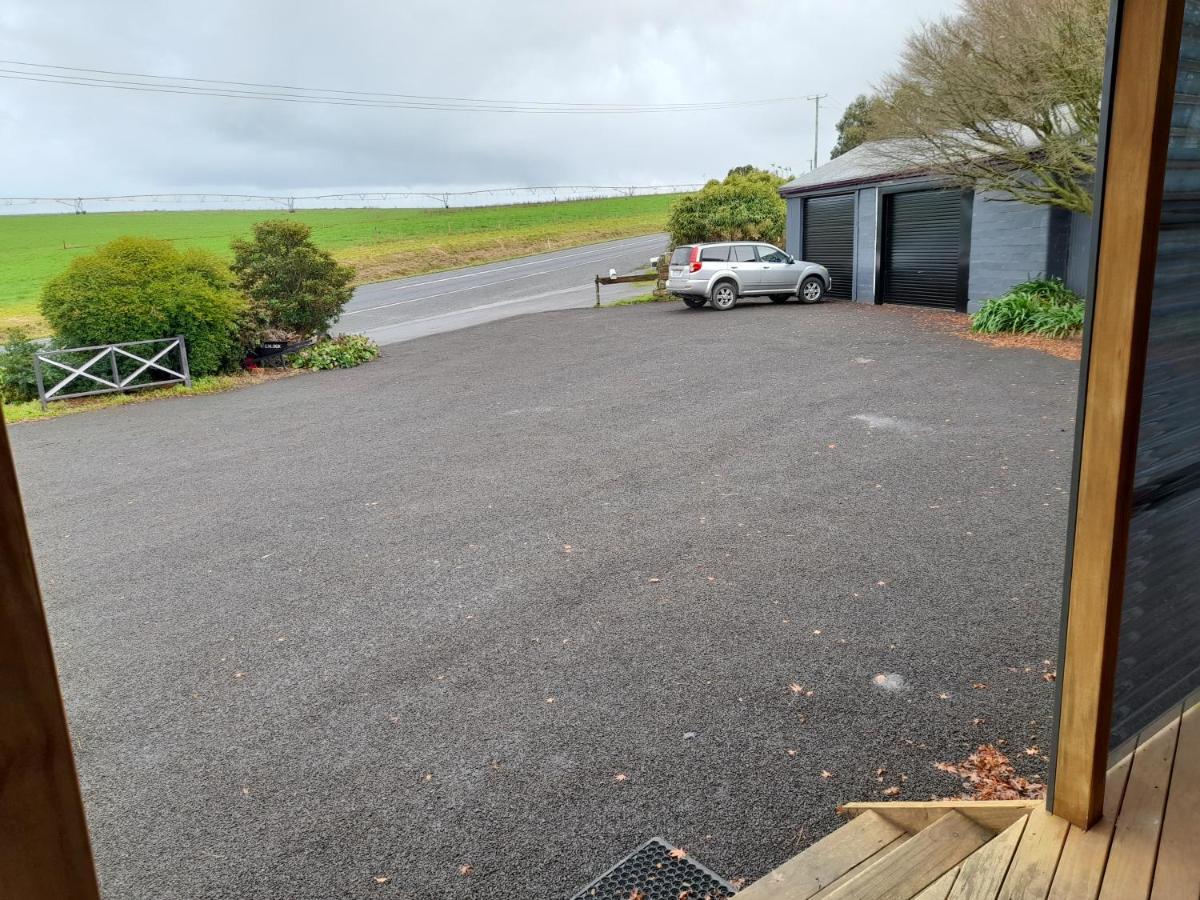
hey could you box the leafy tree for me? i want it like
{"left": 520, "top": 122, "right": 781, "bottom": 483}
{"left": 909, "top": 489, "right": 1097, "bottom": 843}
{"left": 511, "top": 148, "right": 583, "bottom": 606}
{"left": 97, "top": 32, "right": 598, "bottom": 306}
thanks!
{"left": 230, "top": 220, "right": 355, "bottom": 338}
{"left": 667, "top": 169, "right": 788, "bottom": 247}
{"left": 831, "top": 95, "right": 882, "bottom": 158}
{"left": 871, "top": 0, "right": 1107, "bottom": 213}
{"left": 40, "top": 238, "right": 251, "bottom": 377}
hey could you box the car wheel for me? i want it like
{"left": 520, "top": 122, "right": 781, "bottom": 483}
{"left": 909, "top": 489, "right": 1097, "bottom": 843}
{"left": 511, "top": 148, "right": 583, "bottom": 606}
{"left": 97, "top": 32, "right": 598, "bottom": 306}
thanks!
{"left": 770, "top": 295, "right": 790, "bottom": 303}
{"left": 681, "top": 295, "right": 708, "bottom": 309}
{"left": 800, "top": 276, "right": 825, "bottom": 304}
{"left": 710, "top": 281, "right": 738, "bottom": 311}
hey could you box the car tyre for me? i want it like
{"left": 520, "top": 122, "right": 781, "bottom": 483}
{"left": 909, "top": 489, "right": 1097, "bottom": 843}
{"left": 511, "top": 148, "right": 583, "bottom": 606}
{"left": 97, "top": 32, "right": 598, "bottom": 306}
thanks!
{"left": 681, "top": 295, "right": 708, "bottom": 309}
{"left": 710, "top": 280, "right": 738, "bottom": 311}
{"left": 800, "top": 276, "right": 825, "bottom": 304}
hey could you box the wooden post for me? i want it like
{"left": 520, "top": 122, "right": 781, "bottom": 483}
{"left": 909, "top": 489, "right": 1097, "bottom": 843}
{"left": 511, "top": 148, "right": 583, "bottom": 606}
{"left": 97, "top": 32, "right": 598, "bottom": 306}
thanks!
{"left": 0, "top": 410, "right": 100, "bottom": 898}
{"left": 1051, "top": 0, "right": 1185, "bottom": 829}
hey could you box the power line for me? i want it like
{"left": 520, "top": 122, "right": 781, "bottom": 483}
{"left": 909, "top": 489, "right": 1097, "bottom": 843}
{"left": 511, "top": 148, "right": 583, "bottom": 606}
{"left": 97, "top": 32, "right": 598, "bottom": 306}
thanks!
{"left": 0, "top": 60, "right": 807, "bottom": 114}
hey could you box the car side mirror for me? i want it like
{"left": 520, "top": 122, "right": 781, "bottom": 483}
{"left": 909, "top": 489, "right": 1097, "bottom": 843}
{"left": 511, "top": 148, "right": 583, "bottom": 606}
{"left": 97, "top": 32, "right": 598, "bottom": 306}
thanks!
{"left": 787, "top": 256, "right": 796, "bottom": 264}
{"left": 650, "top": 256, "right": 660, "bottom": 266}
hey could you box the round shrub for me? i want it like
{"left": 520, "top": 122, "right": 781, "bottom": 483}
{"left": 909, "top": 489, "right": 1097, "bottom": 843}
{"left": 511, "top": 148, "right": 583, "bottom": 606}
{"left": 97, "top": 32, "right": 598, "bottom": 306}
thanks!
{"left": 40, "top": 237, "right": 252, "bottom": 376}
{"left": 292, "top": 334, "right": 379, "bottom": 371}
{"left": 667, "top": 168, "right": 788, "bottom": 247}
{"left": 231, "top": 219, "right": 355, "bottom": 338}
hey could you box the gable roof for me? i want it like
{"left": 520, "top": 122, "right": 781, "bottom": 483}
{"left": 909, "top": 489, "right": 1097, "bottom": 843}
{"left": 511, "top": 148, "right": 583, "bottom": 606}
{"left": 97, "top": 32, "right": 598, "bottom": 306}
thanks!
{"left": 779, "top": 140, "right": 932, "bottom": 196}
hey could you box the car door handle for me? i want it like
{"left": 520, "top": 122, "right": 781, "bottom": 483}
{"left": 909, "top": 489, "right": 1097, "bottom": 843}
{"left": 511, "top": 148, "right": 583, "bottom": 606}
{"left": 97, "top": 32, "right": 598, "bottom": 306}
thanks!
{"left": 730, "top": 265, "right": 739, "bottom": 269}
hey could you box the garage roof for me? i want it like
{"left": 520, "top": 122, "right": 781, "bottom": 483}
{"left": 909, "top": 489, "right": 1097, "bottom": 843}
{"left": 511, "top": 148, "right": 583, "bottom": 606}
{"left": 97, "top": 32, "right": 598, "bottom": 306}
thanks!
{"left": 779, "top": 139, "right": 932, "bottom": 196}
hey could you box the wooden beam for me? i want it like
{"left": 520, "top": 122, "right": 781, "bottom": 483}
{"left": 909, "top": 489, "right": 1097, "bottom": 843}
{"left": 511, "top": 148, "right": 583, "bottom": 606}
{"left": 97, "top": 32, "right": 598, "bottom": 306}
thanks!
{"left": 1051, "top": 0, "right": 1185, "bottom": 829}
{"left": 0, "top": 410, "right": 100, "bottom": 899}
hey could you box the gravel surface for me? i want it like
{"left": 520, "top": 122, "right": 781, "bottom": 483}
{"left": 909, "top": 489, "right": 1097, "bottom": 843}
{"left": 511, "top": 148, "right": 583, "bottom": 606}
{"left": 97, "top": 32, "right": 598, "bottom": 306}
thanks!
{"left": 10, "top": 299, "right": 1078, "bottom": 900}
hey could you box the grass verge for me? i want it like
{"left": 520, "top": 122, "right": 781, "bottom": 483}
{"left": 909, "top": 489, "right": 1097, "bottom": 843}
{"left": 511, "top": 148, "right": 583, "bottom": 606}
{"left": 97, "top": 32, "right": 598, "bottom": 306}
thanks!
{"left": 2, "top": 369, "right": 299, "bottom": 424}
{"left": 0, "top": 195, "right": 679, "bottom": 334}
{"left": 605, "top": 292, "right": 672, "bottom": 307}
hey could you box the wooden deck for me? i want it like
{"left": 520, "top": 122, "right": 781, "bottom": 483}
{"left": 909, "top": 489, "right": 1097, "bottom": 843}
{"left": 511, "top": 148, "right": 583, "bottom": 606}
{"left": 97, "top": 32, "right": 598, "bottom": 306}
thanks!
{"left": 737, "top": 696, "right": 1200, "bottom": 899}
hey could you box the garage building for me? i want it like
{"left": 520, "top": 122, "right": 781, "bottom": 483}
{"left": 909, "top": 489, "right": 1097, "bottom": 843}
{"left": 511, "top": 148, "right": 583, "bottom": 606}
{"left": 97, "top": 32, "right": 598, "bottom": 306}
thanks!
{"left": 779, "top": 141, "right": 1092, "bottom": 312}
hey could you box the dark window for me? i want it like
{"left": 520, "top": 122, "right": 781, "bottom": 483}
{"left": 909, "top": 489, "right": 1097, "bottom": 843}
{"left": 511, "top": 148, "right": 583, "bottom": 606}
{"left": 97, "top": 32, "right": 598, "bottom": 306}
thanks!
{"left": 670, "top": 247, "right": 693, "bottom": 265}
{"left": 700, "top": 246, "right": 729, "bottom": 262}
{"left": 757, "top": 246, "right": 789, "bottom": 263}
{"left": 732, "top": 245, "right": 757, "bottom": 262}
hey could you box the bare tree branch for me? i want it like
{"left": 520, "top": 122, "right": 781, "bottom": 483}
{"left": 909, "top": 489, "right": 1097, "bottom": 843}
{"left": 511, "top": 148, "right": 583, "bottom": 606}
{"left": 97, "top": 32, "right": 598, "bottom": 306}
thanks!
{"left": 867, "top": 0, "right": 1106, "bottom": 214}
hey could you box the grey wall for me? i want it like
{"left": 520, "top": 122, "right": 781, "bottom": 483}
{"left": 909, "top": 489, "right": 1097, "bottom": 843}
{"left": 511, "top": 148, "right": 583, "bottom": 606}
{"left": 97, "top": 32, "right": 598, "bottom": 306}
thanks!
{"left": 854, "top": 187, "right": 878, "bottom": 303}
{"left": 967, "top": 191, "right": 1054, "bottom": 311}
{"left": 785, "top": 197, "right": 803, "bottom": 258}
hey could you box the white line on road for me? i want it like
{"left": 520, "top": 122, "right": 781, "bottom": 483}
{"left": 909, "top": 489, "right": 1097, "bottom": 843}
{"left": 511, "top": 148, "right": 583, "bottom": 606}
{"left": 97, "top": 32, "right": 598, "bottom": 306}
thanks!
{"left": 343, "top": 235, "right": 664, "bottom": 313}
{"left": 358, "top": 284, "right": 591, "bottom": 336}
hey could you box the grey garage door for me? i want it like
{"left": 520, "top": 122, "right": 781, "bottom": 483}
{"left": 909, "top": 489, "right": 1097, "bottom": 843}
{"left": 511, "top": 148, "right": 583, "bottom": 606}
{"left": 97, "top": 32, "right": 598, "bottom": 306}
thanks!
{"left": 803, "top": 194, "right": 855, "bottom": 299}
{"left": 882, "top": 189, "right": 969, "bottom": 310}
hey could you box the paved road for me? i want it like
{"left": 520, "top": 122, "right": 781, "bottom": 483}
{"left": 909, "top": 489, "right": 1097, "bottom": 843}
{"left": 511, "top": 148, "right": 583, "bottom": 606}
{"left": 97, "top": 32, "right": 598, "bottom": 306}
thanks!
{"left": 335, "top": 233, "right": 667, "bottom": 344}
{"left": 9, "top": 302, "right": 1076, "bottom": 900}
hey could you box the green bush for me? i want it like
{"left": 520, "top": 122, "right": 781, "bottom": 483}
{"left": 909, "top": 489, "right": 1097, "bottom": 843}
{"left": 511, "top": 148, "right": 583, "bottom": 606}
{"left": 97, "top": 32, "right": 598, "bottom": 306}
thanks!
{"left": 292, "top": 334, "right": 379, "bottom": 371}
{"left": 0, "top": 329, "right": 41, "bottom": 403}
{"left": 667, "top": 168, "right": 788, "bottom": 247}
{"left": 971, "top": 277, "right": 1085, "bottom": 338}
{"left": 40, "top": 237, "right": 252, "bottom": 377}
{"left": 231, "top": 220, "right": 355, "bottom": 338}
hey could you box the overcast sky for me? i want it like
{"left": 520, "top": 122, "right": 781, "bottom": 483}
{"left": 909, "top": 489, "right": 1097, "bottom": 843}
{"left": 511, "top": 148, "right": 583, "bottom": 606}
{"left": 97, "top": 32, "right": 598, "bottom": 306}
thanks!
{"left": 0, "top": 0, "right": 960, "bottom": 209}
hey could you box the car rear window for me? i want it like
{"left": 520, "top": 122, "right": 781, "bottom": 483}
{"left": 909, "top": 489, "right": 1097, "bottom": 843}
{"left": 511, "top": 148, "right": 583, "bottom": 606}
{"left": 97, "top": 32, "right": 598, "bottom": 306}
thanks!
{"left": 700, "top": 246, "right": 729, "bottom": 262}
{"left": 670, "top": 247, "right": 693, "bottom": 265}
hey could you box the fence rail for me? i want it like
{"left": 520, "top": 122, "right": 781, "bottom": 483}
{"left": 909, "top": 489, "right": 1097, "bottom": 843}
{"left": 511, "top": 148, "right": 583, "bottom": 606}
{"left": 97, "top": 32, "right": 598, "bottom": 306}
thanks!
{"left": 34, "top": 337, "right": 191, "bottom": 410}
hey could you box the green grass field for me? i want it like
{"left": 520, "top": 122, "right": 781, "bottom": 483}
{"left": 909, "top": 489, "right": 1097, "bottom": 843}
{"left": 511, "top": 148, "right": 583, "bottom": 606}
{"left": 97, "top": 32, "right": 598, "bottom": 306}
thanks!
{"left": 0, "top": 194, "right": 678, "bottom": 333}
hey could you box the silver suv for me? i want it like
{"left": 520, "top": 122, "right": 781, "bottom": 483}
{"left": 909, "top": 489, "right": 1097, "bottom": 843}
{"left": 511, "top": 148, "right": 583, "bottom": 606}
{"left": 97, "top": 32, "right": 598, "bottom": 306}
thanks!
{"left": 665, "top": 242, "right": 831, "bottom": 310}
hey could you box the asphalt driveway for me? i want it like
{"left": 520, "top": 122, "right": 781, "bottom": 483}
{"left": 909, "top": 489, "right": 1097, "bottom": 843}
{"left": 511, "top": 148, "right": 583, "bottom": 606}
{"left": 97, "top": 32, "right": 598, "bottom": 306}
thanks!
{"left": 9, "top": 300, "right": 1077, "bottom": 899}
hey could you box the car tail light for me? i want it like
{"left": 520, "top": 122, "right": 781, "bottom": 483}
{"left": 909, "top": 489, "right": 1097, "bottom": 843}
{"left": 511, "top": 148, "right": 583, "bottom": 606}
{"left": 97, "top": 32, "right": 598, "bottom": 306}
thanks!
{"left": 688, "top": 246, "right": 702, "bottom": 273}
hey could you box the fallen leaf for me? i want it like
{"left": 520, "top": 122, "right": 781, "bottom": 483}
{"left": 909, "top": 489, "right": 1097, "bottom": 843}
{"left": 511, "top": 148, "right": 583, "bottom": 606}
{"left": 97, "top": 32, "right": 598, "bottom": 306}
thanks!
{"left": 668, "top": 848, "right": 688, "bottom": 860}
{"left": 373, "top": 875, "right": 391, "bottom": 884}
{"left": 614, "top": 773, "right": 629, "bottom": 782}
{"left": 233, "top": 671, "right": 245, "bottom": 679}
{"left": 812, "top": 629, "right": 822, "bottom": 635}
{"left": 1025, "top": 746, "right": 1040, "bottom": 756}
{"left": 648, "top": 577, "right": 660, "bottom": 583}
{"left": 883, "top": 786, "right": 902, "bottom": 797}
{"left": 1042, "top": 671, "right": 1057, "bottom": 682}
{"left": 458, "top": 864, "right": 474, "bottom": 877}
{"left": 937, "top": 692, "right": 952, "bottom": 700}
{"left": 787, "top": 749, "right": 798, "bottom": 757}
{"left": 820, "top": 770, "right": 834, "bottom": 779}
{"left": 972, "top": 683, "right": 988, "bottom": 690}
{"left": 545, "top": 697, "right": 555, "bottom": 703}
{"left": 629, "top": 890, "right": 647, "bottom": 900}
{"left": 789, "top": 682, "right": 805, "bottom": 694}
{"left": 972, "top": 717, "right": 987, "bottom": 726}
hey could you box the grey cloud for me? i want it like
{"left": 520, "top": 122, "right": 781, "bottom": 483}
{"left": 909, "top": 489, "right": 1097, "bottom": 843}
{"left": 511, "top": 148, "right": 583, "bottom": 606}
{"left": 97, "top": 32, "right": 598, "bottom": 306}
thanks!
{"left": 0, "top": 0, "right": 960, "bottom": 201}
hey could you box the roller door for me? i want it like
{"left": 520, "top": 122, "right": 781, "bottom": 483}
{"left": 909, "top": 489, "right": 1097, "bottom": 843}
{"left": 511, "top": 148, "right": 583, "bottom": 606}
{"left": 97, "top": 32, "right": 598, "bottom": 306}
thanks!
{"left": 881, "top": 189, "right": 969, "bottom": 310}
{"left": 803, "top": 194, "right": 855, "bottom": 299}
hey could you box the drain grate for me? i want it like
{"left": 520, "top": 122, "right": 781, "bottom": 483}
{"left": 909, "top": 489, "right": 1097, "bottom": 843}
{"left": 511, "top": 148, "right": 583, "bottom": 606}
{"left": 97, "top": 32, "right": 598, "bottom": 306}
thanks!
{"left": 569, "top": 837, "right": 738, "bottom": 899}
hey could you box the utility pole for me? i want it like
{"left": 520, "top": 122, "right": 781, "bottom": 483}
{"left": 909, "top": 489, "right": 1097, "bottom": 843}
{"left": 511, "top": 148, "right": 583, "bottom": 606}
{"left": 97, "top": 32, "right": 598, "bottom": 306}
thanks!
{"left": 806, "top": 94, "right": 828, "bottom": 171}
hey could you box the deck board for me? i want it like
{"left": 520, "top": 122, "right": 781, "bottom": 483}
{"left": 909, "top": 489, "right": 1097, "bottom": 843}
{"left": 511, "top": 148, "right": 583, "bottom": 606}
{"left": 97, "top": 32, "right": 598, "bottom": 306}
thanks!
{"left": 996, "top": 807, "right": 1070, "bottom": 900}
{"left": 1148, "top": 698, "right": 1200, "bottom": 899}
{"left": 735, "top": 810, "right": 905, "bottom": 900}
{"left": 1096, "top": 704, "right": 1182, "bottom": 900}
{"left": 947, "top": 815, "right": 1027, "bottom": 900}
{"left": 1047, "top": 753, "right": 1132, "bottom": 900}
{"left": 821, "top": 811, "right": 991, "bottom": 900}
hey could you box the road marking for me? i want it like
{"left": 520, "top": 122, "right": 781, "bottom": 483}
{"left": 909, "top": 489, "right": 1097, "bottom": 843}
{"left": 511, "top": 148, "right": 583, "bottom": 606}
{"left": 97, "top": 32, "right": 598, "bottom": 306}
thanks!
{"left": 357, "top": 284, "right": 590, "bottom": 335}
{"left": 343, "top": 235, "right": 663, "bottom": 313}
